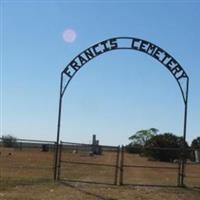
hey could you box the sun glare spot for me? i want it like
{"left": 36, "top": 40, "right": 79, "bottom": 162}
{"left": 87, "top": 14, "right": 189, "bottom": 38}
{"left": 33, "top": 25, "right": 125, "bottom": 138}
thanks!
{"left": 62, "top": 29, "right": 77, "bottom": 43}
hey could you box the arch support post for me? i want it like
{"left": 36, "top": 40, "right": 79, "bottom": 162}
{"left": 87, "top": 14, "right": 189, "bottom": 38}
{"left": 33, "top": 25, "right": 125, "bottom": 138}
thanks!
{"left": 54, "top": 72, "right": 64, "bottom": 181}
{"left": 180, "top": 78, "right": 189, "bottom": 187}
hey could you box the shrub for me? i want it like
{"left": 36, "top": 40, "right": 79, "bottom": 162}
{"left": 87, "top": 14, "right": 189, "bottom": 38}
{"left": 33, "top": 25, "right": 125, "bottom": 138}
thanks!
{"left": 126, "top": 143, "right": 143, "bottom": 154}
{"left": 2, "top": 135, "right": 17, "bottom": 147}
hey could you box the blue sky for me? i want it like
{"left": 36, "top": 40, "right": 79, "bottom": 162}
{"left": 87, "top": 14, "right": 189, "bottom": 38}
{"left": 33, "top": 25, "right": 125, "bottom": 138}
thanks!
{"left": 1, "top": 1, "right": 200, "bottom": 145}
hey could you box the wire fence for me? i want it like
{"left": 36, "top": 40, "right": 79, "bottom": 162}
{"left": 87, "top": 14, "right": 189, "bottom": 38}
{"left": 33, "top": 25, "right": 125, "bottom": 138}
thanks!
{"left": 0, "top": 138, "right": 200, "bottom": 188}
{"left": 0, "top": 138, "right": 56, "bottom": 188}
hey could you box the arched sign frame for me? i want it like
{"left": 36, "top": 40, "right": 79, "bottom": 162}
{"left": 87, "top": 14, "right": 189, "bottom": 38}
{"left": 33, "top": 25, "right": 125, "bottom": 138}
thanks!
{"left": 54, "top": 37, "right": 189, "bottom": 186}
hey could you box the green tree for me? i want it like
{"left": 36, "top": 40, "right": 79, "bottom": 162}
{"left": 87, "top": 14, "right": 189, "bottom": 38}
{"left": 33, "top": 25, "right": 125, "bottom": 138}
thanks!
{"left": 2, "top": 135, "right": 17, "bottom": 147}
{"left": 190, "top": 137, "right": 200, "bottom": 161}
{"left": 129, "top": 128, "right": 159, "bottom": 146}
{"left": 144, "top": 133, "right": 188, "bottom": 162}
{"left": 126, "top": 128, "right": 158, "bottom": 154}
{"left": 191, "top": 137, "right": 200, "bottom": 149}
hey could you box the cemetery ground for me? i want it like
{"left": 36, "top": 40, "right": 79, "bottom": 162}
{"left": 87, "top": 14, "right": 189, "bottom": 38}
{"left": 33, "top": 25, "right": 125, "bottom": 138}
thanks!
{"left": 1, "top": 181, "right": 200, "bottom": 200}
{"left": 0, "top": 147, "right": 200, "bottom": 200}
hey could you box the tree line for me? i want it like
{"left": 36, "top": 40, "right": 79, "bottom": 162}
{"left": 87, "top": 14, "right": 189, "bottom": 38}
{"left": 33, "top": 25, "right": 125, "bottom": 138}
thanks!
{"left": 126, "top": 128, "right": 200, "bottom": 162}
{"left": 1, "top": 131, "right": 200, "bottom": 162}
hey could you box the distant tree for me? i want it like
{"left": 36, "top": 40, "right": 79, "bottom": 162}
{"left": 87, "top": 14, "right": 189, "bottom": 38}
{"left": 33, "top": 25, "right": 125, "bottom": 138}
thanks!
{"left": 144, "top": 133, "right": 188, "bottom": 162}
{"left": 191, "top": 137, "right": 200, "bottom": 149}
{"left": 2, "top": 135, "right": 17, "bottom": 147}
{"left": 126, "top": 128, "right": 158, "bottom": 153}
{"left": 129, "top": 128, "right": 159, "bottom": 146}
{"left": 190, "top": 137, "right": 200, "bottom": 161}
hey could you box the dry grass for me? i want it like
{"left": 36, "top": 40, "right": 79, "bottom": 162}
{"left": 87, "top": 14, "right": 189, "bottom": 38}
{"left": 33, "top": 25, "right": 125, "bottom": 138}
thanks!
{"left": 0, "top": 147, "right": 200, "bottom": 200}
{"left": 1, "top": 181, "right": 200, "bottom": 200}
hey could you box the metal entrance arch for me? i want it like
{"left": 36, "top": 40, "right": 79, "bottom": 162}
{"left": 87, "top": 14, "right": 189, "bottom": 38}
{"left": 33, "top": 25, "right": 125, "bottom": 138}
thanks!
{"left": 54, "top": 37, "right": 189, "bottom": 186}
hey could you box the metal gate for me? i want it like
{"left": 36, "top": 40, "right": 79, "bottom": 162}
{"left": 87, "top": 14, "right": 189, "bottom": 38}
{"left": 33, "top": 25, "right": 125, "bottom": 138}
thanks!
{"left": 119, "top": 146, "right": 182, "bottom": 187}
{"left": 57, "top": 143, "right": 200, "bottom": 187}
{"left": 57, "top": 141, "right": 120, "bottom": 185}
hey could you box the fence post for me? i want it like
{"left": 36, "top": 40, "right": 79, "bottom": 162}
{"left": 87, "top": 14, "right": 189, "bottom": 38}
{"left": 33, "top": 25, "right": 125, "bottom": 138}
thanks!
{"left": 53, "top": 142, "right": 57, "bottom": 181}
{"left": 119, "top": 145, "right": 124, "bottom": 186}
{"left": 57, "top": 141, "right": 63, "bottom": 180}
{"left": 20, "top": 142, "right": 22, "bottom": 151}
{"left": 114, "top": 146, "right": 120, "bottom": 185}
{"left": 180, "top": 148, "right": 187, "bottom": 187}
{"left": 177, "top": 156, "right": 181, "bottom": 186}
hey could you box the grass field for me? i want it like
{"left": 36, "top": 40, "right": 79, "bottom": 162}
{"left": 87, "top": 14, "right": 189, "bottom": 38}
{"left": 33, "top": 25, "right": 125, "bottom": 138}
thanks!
{"left": 1, "top": 146, "right": 200, "bottom": 200}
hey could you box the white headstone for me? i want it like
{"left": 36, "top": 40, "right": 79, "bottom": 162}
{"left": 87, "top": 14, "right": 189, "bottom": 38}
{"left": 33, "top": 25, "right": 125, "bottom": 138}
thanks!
{"left": 194, "top": 150, "right": 200, "bottom": 163}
